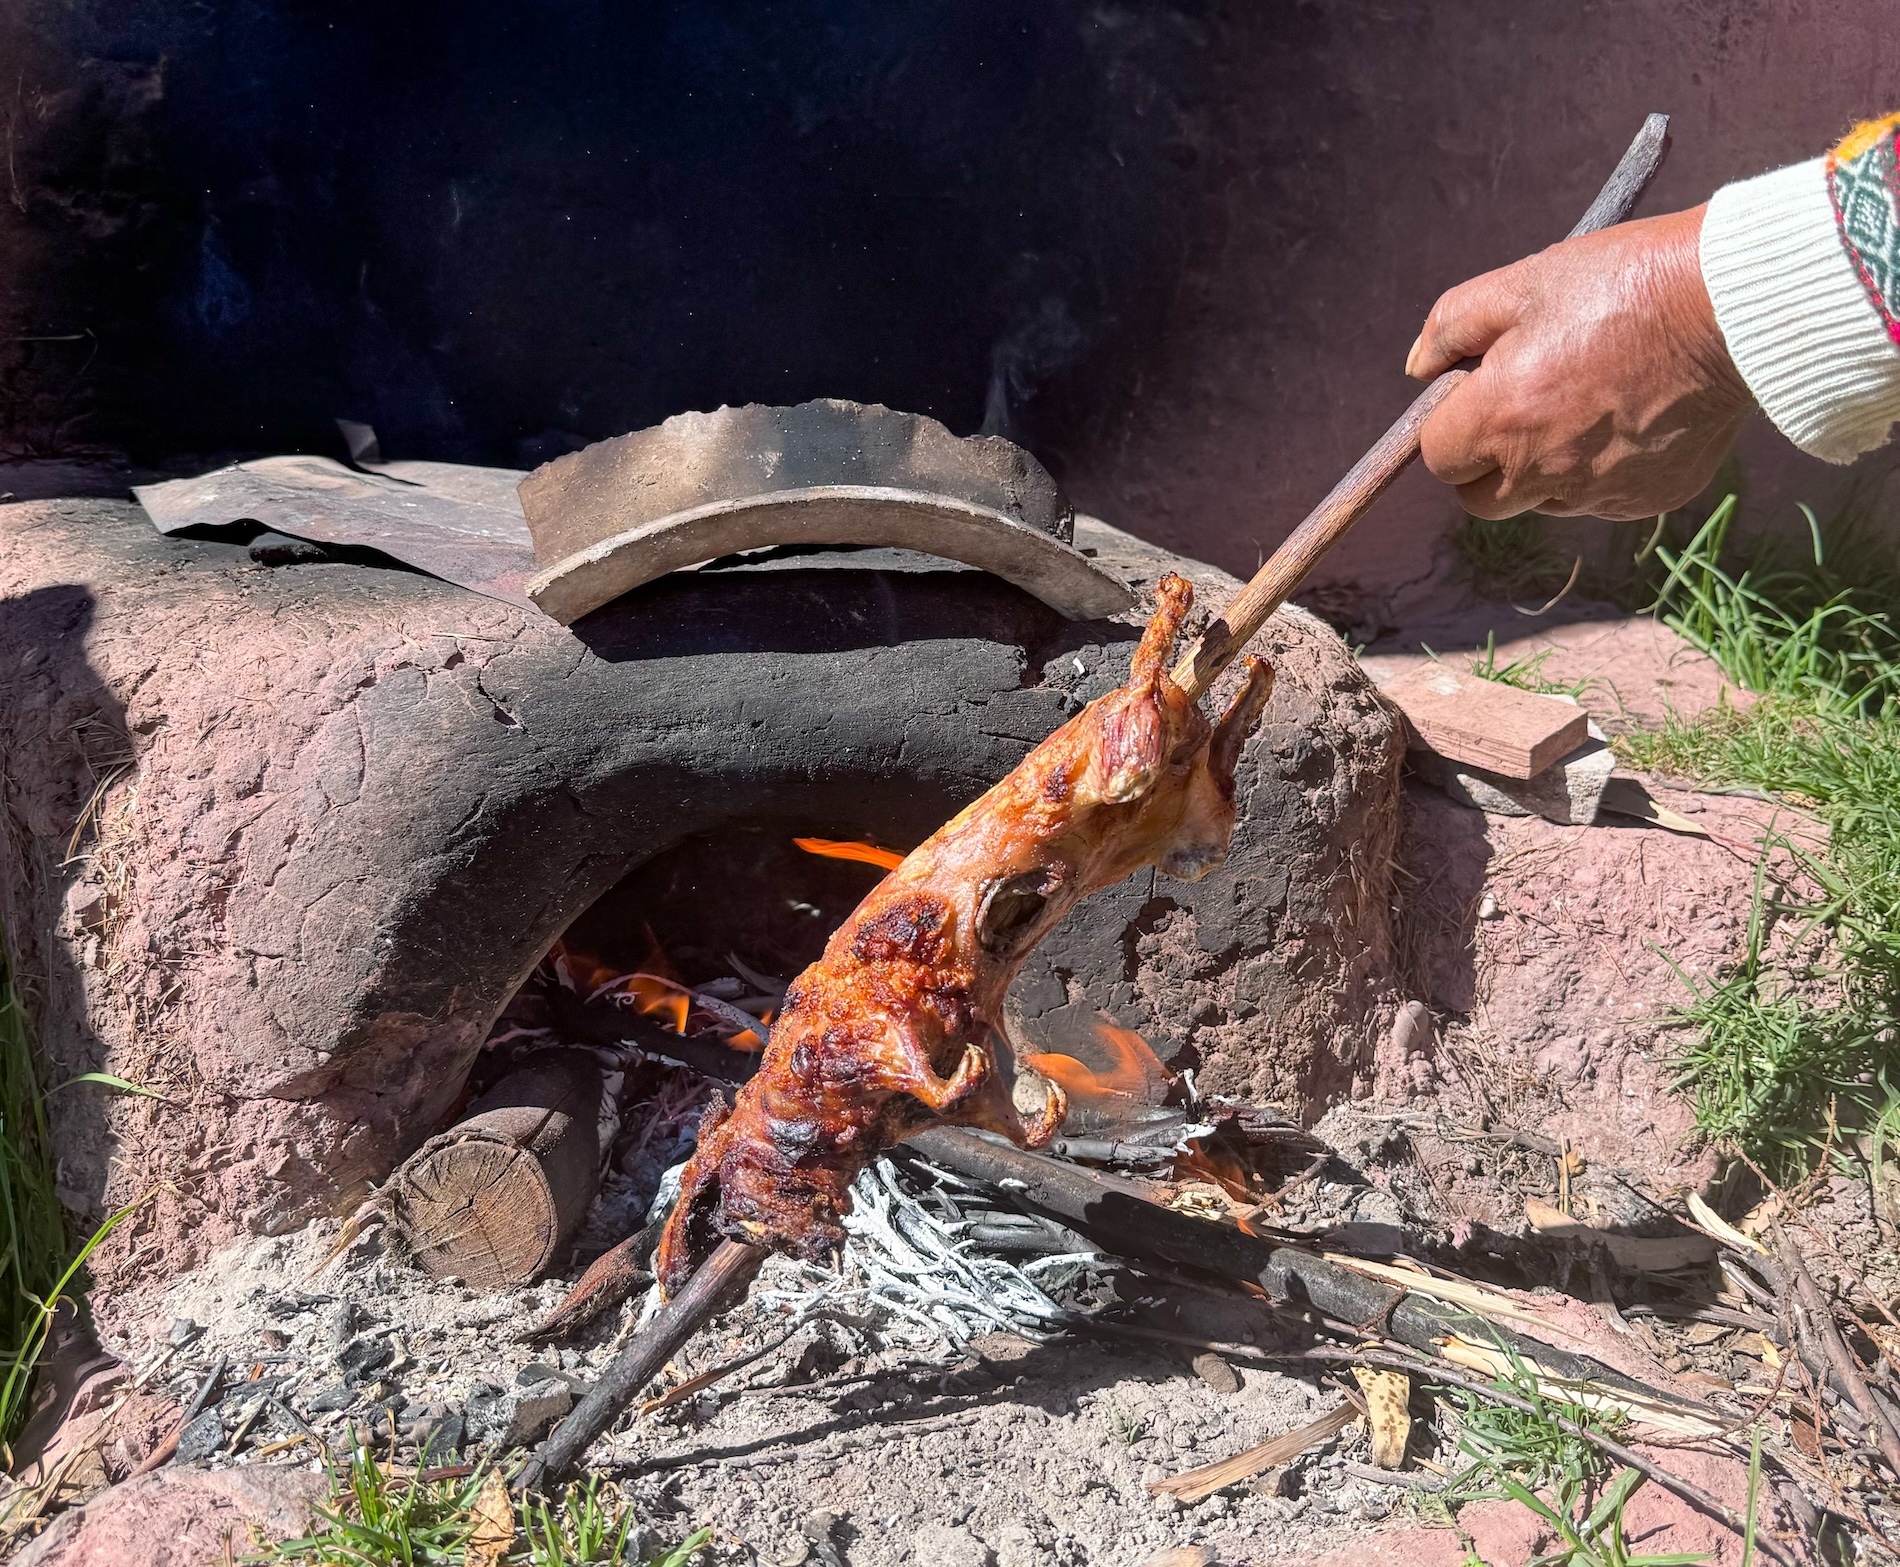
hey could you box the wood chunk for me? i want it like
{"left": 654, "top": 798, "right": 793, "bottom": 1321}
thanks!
{"left": 1376, "top": 664, "right": 1590, "bottom": 779}
{"left": 387, "top": 1053, "right": 603, "bottom": 1291}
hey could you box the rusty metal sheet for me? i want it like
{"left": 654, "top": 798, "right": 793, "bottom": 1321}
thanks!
{"left": 136, "top": 455, "right": 538, "bottom": 609}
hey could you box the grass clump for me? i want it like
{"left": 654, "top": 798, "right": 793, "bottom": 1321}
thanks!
{"left": 1457, "top": 514, "right": 1577, "bottom": 599}
{"left": 254, "top": 1450, "right": 710, "bottom": 1566}
{"left": 0, "top": 933, "right": 77, "bottom": 1449}
{"left": 1615, "top": 494, "right": 1900, "bottom": 1175}
{"left": 1442, "top": 1352, "right": 1703, "bottom": 1567}
{"left": 1467, "top": 630, "right": 1599, "bottom": 701}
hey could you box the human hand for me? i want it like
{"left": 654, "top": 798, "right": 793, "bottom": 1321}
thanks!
{"left": 1405, "top": 205, "right": 1754, "bottom": 521}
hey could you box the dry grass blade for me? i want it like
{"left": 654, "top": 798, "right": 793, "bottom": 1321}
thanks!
{"left": 1525, "top": 1198, "right": 1717, "bottom": 1271}
{"left": 1149, "top": 1402, "right": 1357, "bottom": 1502}
{"left": 1320, "top": 1253, "right": 1581, "bottom": 1339}
{"left": 1687, "top": 1191, "right": 1769, "bottom": 1256}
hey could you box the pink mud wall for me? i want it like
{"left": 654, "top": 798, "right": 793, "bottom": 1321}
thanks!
{"left": 1060, "top": 1, "right": 1900, "bottom": 613}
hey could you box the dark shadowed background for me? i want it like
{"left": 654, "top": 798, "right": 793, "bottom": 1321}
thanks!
{"left": 2, "top": 1, "right": 1895, "bottom": 608}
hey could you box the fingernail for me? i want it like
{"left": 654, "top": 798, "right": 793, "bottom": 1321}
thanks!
{"left": 1404, "top": 334, "right": 1424, "bottom": 377}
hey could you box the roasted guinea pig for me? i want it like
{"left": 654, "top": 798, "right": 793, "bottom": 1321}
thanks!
{"left": 653, "top": 572, "right": 1273, "bottom": 1292}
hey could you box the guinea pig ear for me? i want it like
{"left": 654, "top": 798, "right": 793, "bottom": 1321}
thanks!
{"left": 1090, "top": 689, "right": 1165, "bottom": 804}
{"left": 1208, "top": 657, "right": 1274, "bottom": 793}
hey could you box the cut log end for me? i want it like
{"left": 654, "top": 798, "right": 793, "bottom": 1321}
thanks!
{"left": 392, "top": 1134, "right": 564, "bottom": 1290}
{"left": 385, "top": 1053, "right": 604, "bottom": 1292}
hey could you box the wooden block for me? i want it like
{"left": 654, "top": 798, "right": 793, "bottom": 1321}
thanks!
{"left": 1376, "top": 664, "right": 1590, "bottom": 779}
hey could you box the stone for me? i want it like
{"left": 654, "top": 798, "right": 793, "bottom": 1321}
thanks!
{"left": 419, "top": 1410, "right": 464, "bottom": 1463}
{"left": 326, "top": 1304, "right": 360, "bottom": 1347}
{"left": 336, "top": 1335, "right": 392, "bottom": 1382}
{"left": 171, "top": 1408, "right": 223, "bottom": 1464}
{"left": 1410, "top": 727, "right": 1616, "bottom": 826}
{"left": 1189, "top": 1352, "right": 1241, "bottom": 1396}
{"left": 465, "top": 1381, "right": 571, "bottom": 1446}
{"left": 304, "top": 1383, "right": 355, "bottom": 1414}
{"left": 13, "top": 1464, "right": 326, "bottom": 1567}
{"left": 910, "top": 1523, "right": 995, "bottom": 1567}
{"left": 164, "top": 1319, "right": 200, "bottom": 1348}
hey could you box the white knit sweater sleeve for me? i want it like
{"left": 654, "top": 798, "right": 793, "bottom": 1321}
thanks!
{"left": 1700, "top": 157, "right": 1900, "bottom": 464}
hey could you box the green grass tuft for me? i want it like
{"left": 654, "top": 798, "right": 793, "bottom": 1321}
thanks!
{"left": 1441, "top": 1350, "right": 1704, "bottom": 1567}
{"left": 253, "top": 1449, "right": 710, "bottom": 1566}
{"left": 0, "top": 933, "right": 76, "bottom": 1448}
{"left": 1467, "top": 630, "right": 1599, "bottom": 701}
{"left": 1457, "top": 514, "right": 1577, "bottom": 599}
{"left": 1615, "top": 494, "right": 1900, "bottom": 1176}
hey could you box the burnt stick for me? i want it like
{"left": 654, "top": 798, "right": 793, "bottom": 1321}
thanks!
{"left": 908, "top": 1128, "right": 1684, "bottom": 1406}
{"left": 516, "top": 1237, "right": 765, "bottom": 1491}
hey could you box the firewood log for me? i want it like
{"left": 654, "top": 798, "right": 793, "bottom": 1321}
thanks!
{"left": 386, "top": 1052, "right": 603, "bottom": 1290}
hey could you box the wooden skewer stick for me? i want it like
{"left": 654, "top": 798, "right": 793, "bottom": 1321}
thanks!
{"left": 516, "top": 1237, "right": 764, "bottom": 1491}
{"left": 1168, "top": 111, "right": 1672, "bottom": 703}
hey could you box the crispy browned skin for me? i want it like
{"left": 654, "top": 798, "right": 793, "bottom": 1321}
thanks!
{"left": 654, "top": 573, "right": 1272, "bottom": 1292}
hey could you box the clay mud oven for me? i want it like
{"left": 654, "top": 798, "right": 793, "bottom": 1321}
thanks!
{"left": 0, "top": 399, "right": 1402, "bottom": 1340}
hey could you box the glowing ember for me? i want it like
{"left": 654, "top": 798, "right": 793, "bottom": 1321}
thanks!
{"left": 1024, "top": 1021, "right": 1171, "bottom": 1109}
{"left": 792, "top": 837, "right": 905, "bottom": 871}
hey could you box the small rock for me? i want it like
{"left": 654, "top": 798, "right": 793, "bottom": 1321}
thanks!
{"left": 1249, "top": 1466, "right": 1298, "bottom": 1498}
{"left": 1478, "top": 892, "right": 1501, "bottom": 920}
{"left": 800, "top": 1509, "right": 841, "bottom": 1545}
{"left": 337, "top": 1335, "right": 393, "bottom": 1382}
{"left": 248, "top": 531, "right": 331, "bottom": 567}
{"left": 940, "top": 1362, "right": 996, "bottom": 1396}
{"left": 305, "top": 1383, "right": 355, "bottom": 1414}
{"left": 466, "top": 1382, "right": 572, "bottom": 1446}
{"left": 326, "top": 1304, "right": 360, "bottom": 1347}
{"left": 991, "top": 1524, "right": 1045, "bottom": 1567}
{"left": 1189, "top": 1352, "right": 1241, "bottom": 1396}
{"left": 174, "top": 1407, "right": 225, "bottom": 1463}
{"left": 167, "top": 1318, "right": 203, "bottom": 1349}
{"left": 419, "top": 1410, "right": 464, "bottom": 1464}
{"left": 911, "top": 1522, "right": 994, "bottom": 1567}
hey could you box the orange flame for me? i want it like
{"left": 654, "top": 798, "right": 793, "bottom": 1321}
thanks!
{"left": 1175, "top": 1138, "right": 1256, "bottom": 1203}
{"left": 1025, "top": 1022, "right": 1171, "bottom": 1108}
{"left": 551, "top": 937, "right": 768, "bottom": 1051}
{"left": 794, "top": 837, "right": 905, "bottom": 871}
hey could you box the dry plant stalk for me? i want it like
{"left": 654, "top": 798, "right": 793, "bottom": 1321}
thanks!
{"left": 1150, "top": 1402, "right": 1357, "bottom": 1502}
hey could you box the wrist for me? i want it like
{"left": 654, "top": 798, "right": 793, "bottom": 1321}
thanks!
{"left": 1656, "top": 204, "right": 1753, "bottom": 414}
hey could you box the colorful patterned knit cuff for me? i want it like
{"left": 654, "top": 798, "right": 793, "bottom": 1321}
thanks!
{"left": 1827, "top": 112, "right": 1900, "bottom": 346}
